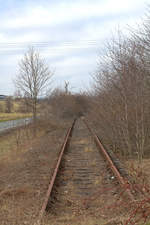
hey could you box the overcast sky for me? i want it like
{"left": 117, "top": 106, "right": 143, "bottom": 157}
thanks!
{"left": 0, "top": 0, "right": 147, "bottom": 95}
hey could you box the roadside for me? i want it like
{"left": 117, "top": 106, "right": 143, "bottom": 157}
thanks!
{"left": 0, "top": 112, "right": 32, "bottom": 122}
{"left": 0, "top": 119, "right": 68, "bottom": 225}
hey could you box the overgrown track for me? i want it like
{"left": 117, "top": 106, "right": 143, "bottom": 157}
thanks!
{"left": 37, "top": 118, "right": 134, "bottom": 224}
{"left": 83, "top": 118, "right": 134, "bottom": 201}
{"left": 37, "top": 119, "right": 76, "bottom": 223}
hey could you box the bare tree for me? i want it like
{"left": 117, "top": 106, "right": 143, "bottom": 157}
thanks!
{"left": 90, "top": 29, "right": 150, "bottom": 162}
{"left": 15, "top": 47, "right": 53, "bottom": 135}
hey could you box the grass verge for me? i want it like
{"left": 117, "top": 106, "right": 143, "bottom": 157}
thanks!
{"left": 0, "top": 113, "right": 32, "bottom": 122}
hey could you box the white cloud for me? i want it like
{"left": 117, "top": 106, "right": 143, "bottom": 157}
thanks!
{"left": 0, "top": 0, "right": 147, "bottom": 94}
{"left": 1, "top": 0, "right": 145, "bottom": 29}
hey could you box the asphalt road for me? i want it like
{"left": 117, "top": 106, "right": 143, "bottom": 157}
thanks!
{"left": 0, "top": 118, "right": 32, "bottom": 133}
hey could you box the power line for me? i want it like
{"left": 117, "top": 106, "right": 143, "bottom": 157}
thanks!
{"left": 0, "top": 39, "right": 100, "bottom": 45}
{"left": 0, "top": 39, "right": 100, "bottom": 49}
{"left": 0, "top": 40, "right": 100, "bottom": 55}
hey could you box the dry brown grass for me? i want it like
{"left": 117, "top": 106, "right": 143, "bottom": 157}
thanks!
{"left": 40, "top": 210, "right": 126, "bottom": 225}
{"left": 0, "top": 121, "right": 49, "bottom": 155}
{"left": 1, "top": 119, "right": 150, "bottom": 225}
{"left": 0, "top": 119, "right": 68, "bottom": 225}
{"left": 0, "top": 186, "right": 34, "bottom": 198}
{"left": 126, "top": 159, "right": 150, "bottom": 186}
{"left": 41, "top": 214, "right": 106, "bottom": 225}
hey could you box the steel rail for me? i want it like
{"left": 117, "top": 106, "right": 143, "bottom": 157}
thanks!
{"left": 82, "top": 118, "right": 134, "bottom": 201}
{"left": 37, "top": 119, "right": 76, "bottom": 224}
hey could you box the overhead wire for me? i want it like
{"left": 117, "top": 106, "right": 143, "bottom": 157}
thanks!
{"left": 0, "top": 40, "right": 100, "bottom": 56}
{"left": 0, "top": 39, "right": 100, "bottom": 52}
{"left": 0, "top": 39, "right": 100, "bottom": 47}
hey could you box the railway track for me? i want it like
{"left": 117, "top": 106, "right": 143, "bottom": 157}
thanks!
{"left": 37, "top": 118, "right": 134, "bottom": 224}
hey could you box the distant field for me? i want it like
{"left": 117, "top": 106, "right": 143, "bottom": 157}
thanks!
{"left": 0, "top": 113, "right": 33, "bottom": 122}
{"left": 0, "top": 99, "right": 20, "bottom": 112}
{"left": 0, "top": 99, "right": 33, "bottom": 122}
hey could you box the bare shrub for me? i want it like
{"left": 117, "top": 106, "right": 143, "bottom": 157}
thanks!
{"left": 90, "top": 31, "right": 150, "bottom": 162}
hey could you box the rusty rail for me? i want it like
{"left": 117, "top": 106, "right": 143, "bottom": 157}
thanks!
{"left": 37, "top": 119, "right": 76, "bottom": 224}
{"left": 82, "top": 118, "right": 134, "bottom": 201}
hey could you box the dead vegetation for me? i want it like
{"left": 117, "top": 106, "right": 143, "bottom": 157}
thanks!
{"left": 87, "top": 7, "right": 150, "bottom": 162}
{"left": 85, "top": 8, "right": 150, "bottom": 223}
{"left": 0, "top": 115, "right": 68, "bottom": 225}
